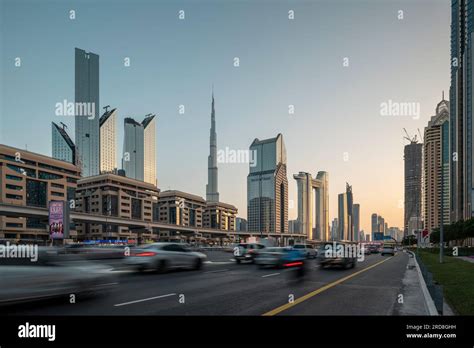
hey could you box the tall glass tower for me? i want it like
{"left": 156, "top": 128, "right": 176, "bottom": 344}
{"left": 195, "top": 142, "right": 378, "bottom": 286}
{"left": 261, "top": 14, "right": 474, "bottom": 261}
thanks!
{"left": 247, "top": 134, "right": 288, "bottom": 234}
{"left": 75, "top": 48, "right": 100, "bottom": 177}
{"left": 122, "top": 115, "right": 156, "bottom": 186}
{"left": 450, "top": 0, "right": 474, "bottom": 221}
{"left": 52, "top": 122, "right": 76, "bottom": 164}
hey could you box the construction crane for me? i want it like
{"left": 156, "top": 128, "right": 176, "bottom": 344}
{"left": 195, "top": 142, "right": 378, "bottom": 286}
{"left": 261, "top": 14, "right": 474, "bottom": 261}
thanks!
{"left": 417, "top": 128, "right": 423, "bottom": 143}
{"left": 403, "top": 128, "right": 418, "bottom": 144}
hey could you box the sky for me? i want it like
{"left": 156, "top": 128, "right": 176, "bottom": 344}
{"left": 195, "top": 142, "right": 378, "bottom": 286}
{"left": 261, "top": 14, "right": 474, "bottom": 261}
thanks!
{"left": 0, "top": 0, "right": 450, "bottom": 233}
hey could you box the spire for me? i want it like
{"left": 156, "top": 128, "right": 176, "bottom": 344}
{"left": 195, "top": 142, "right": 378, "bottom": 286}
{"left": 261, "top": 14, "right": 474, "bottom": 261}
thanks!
{"left": 442, "top": 90, "right": 444, "bottom": 100}
{"left": 206, "top": 86, "right": 219, "bottom": 202}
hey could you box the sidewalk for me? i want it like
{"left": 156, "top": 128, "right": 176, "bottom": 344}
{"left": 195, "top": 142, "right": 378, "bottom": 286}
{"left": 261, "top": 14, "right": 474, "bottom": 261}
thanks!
{"left": 459, "top": 256, "right": 474, "bottom": 263}
{"left": 393, "top": 253, "right": 430, "bottom": 315}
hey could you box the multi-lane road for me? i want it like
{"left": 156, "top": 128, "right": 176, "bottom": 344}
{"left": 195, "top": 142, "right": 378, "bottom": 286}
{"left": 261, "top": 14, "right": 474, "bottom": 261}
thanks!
{"left": 5, "top": 251, "right": 410, "bottom": 316}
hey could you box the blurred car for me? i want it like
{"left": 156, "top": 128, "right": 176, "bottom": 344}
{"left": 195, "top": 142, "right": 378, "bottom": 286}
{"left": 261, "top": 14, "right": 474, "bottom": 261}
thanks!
{"left": 381, "top": 245, "right": 395, "bottom": 256}
{"left": 0, "top": 247, "right": 117, "bottom": 306}
{"left": 62, "top": 244, "right": 126, "bottom": 259}
{"left": 368, "top": 244, "right": 379, "bottom": 254}
{"left": 292, "top": 244, "right": 317, "bottom": 259}
{"left": 124, "top": 242, "right": 206, "bottom": 272}
{"left": 234, "top": 243, "right": 266, "bottom": 264}
{"left": 363, "top": 245, "right": 371, "bottom": 255}
{"left": 254, "top": 247, "right": 292, "bottom": 268}
{"left": 317, "top": 242, "right": 357, "bottom": 269}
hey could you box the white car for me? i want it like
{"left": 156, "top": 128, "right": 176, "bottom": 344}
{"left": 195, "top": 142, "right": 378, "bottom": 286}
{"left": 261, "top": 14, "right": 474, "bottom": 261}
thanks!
{"left": 124, "top": 243, "right": 207, "bottom": 272}
{"left": 292, "top": 244, "right": 317, "bottom": 259}
{"left": 0, "top": 248, "right": 116, "bottom": 305}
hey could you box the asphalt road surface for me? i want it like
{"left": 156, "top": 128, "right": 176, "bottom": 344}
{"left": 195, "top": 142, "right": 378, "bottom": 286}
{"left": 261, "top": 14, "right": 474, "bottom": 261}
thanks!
{"left": 3, "top": 251, "right": 409, "bottom": 316}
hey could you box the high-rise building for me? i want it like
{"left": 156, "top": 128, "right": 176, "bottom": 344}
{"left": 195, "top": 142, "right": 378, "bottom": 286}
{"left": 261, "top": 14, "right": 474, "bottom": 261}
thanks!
{"left": 75, "top": 48, "right": 100, "bottom": 177}
{"left": 371, "top": 213, "right": 378, "bottom": 237}
{"left": 99, "top": 106, "right": 117, "bottom": 173}
{"left": 206, "top": 93, "right": 219, "bottom": 202}
{"left": 236, "top": 217, "right": 248, "bottom": 232}
{"left": 404, "top": 141, "right": 423, "bottom": 236}
{"left": 353, "top": 203, "right": 360, "bottom": 242}
{"left": 247, "top": 134, "right": 288, "bottom": 234}
{"left": 450, "top": 0, "right": 474, "bottom": 222}
{"left": 122, "top": 115, "right": 157, "bottom": 186}
{"left": 371, "top": 213, "right": 387, "bottom": 241}
{"left": 293, "top": 171, "right": 329, "bottom": 241}
{"left": 330, "top": 218, "right": 339, "bottom": 241}
{"left": 337, "top": 183, "right": 353, "bottom": 241}
{"left": 424, "top": 96, "right": 450, "bottom": 233}
{"left": 143, "top": 115, "right": 157, "bottom": 186}
{"left": 52, "top": 122, "right": 76, "bottom": 165}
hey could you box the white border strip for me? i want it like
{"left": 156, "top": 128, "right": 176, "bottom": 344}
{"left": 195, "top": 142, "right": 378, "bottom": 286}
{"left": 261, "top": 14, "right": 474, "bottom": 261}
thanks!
{"left": 408, "top": 251, "right": 439, "bottom": 316}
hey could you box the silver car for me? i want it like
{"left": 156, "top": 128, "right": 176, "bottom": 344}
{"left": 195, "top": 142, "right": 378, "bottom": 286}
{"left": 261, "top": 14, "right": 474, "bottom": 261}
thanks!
{"left": 124, "top": 243, "right": 207, "bottom": 272}
{"left": 292, "top": 244, "right": 317, "bottom": 259}
{"left": 254, "top": 247, "right": 292, "bottom": 268}
{"left": 0, "top": 248, "right": 117, "bottom": 306}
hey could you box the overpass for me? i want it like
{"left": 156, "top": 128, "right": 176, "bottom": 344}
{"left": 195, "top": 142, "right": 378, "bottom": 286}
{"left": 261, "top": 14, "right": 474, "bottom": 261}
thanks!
{"left": 0, "top": 203, "right": 306, "bottom": 243}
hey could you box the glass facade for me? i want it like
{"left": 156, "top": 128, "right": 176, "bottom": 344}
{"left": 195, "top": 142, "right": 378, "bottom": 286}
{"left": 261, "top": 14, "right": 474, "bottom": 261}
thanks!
{"left": 26, "top": 179, "right": 47, "bottom": 208}
{"left": 247, "top": 134, "right": 288, "bottom": 234}
{"left": 75, "top": 48, "right": 100, "bottom": 177}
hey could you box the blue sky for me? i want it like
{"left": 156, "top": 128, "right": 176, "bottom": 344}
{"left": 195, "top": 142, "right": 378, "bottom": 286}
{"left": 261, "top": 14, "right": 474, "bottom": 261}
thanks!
{"left": 0, "top": 0, "right": 450, "bottom": 232}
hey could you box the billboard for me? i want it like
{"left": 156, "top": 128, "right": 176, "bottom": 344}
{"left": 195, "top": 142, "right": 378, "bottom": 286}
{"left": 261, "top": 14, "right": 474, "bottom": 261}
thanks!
{"left": 49, "top": 200, "right": 69, "bottom": 240}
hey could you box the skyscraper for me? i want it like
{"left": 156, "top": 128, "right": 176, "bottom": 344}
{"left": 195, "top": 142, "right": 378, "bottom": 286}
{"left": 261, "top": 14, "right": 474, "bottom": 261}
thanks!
{"left": 75, "top": 48, "right": 100, "bottom": 177}
{"left": 143, "top": 114, "right": 157, "bottom": 186}
{"left": 293, "top": 171, "right": 329, "bottom": 241}
{"left": 423, "top": 96, "right": 450, "bottom": 233}
{"left": 353, "top": 203, "right": 360, "bottom": 242}
{"left": 371, "top": 213, "right": 378, "bottom": 239}
{"left": 206, "top": 92, "right": 219, "bottom": 202}
{"left": 337, "top": 183, "right": 353, "bottom": 241}
{"left": 404, "top": 141, "right": 423, "bottom": 236}
{"left": 99, "top": 106, "right": 117, "bottom": 173}
{"left": 123, "top": 114, "right": 157, "bottom": 186}
{"left": 330, "top": 218, "right": 339, "bottom": 241}
{"left": 52, "top": 122, "right": 76, "bottom": 164}
{"left": 247, "top": 134, "right": 288, "bottom": 234}
{"left": 450, "top": 0, "right": 474, "bottom": 222}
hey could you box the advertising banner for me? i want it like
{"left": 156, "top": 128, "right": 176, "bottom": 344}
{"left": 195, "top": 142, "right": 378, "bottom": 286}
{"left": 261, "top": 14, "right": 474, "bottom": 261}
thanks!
{"left": 49, "top": 200, "right": 65, "bottom": 240}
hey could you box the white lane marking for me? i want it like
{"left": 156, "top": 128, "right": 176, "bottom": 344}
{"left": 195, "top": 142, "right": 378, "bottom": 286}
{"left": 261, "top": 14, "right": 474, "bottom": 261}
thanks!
{"left": 204, "top": 261, "right": 234, "bottom": 264}
{"left": 93, "top": 282, "right": 119, "bottom": 287}
{"left": 114, "top": 293, "right": 176, "bottom": 307}
{"left": 203, "top": 269, "right": 229, "bottom": 274}
{"left": 261, "top": 273, "right": 280, "bottom": 278}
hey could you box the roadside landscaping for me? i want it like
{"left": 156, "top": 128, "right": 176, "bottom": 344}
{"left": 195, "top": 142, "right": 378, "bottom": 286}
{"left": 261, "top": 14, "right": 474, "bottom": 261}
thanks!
{"left": 418, "top": 250, "right": 474, "bottom": 315}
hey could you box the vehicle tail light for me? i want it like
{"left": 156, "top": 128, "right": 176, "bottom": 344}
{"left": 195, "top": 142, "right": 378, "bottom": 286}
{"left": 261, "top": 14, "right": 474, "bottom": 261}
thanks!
{"left": 135, "top": 251, "right": 156, "bottom": 257}
{"left": 283, "top": 261, "right": 303, "bottom": 267}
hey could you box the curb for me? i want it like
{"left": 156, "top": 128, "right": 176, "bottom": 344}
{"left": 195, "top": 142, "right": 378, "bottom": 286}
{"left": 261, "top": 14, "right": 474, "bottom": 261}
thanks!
{"left": 407, "top": 250, "right": 438, "bottom": 316}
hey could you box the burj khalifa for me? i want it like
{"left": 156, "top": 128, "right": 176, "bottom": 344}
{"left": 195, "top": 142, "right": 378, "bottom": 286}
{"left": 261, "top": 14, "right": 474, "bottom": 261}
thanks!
{"left": 206, "top": 92, "right": 219, "bottom": 202}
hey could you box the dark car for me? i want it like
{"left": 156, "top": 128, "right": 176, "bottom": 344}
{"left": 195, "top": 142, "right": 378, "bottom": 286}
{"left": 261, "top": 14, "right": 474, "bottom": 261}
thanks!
{"left": 317, "top": 242, "right": 357, "bottom": 269}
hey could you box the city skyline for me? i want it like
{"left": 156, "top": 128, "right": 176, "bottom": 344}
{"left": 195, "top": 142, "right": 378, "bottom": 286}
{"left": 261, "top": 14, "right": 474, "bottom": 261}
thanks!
{"left": 0, "top": 0, "right": 450, "bottom": 232}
